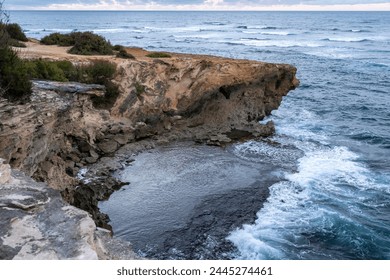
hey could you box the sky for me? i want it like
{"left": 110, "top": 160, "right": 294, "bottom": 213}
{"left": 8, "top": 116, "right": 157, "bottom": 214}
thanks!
{"left": 4, "top": 0, "right": 390, "bottom": 11}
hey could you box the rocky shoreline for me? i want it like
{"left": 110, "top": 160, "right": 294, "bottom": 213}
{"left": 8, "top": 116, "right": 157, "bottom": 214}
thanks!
{"left": 0, "top": 42, "right": 298, "bottom": 259}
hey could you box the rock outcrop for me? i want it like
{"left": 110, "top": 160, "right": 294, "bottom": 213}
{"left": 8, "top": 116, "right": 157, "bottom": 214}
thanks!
{"left": 0, "top": 160, "right": 138, "bottom": 260}
{"left": 0, "top": 42, "right": 299, "bottom": 259}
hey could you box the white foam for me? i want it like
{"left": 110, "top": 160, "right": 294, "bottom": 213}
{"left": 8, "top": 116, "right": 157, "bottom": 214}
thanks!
{"left": 325, "top": 37, "right": 369, "bottom": 42}
{"left": 77, "top": 168, "right": 88, "bottom": 180}
{"left": 228, "top": 145, "right": 372, "bottom": 259}
{"left": 287, "top": 146, "right": 362, "bottom": 185}
{"left": 93, "top": 28, "right": 127, "bottom": 33}
{"left": 241, "top": 30, "right": 259, "bottom": 34}
{"left": 232, "top": 140, "right": 302, "bottom": 169}
{"left": 229, "top": 96, "right": 389, "bottom": 259}
{"left": 237, "top": 39, "right": 322, "bottom": 48}
{"left": 260, "top": 31, "right": 293, "bottom": 36}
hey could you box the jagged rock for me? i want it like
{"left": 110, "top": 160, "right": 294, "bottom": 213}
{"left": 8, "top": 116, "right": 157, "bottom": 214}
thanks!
{"left": 97, "top": 140, "right": 120, "bottom": 154}
{"left": 0, "top": 170, "right": 95, "bottom": 259}
{"left": 33, "top": 81, "right": 105, "bottom": 96}
{"left": 0, "top": 168, "right": 138, "bottom": 260}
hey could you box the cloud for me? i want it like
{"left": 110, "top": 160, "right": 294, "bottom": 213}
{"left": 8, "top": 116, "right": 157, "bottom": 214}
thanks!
{"left": 4, "top": 0, "right": 390, "bottom": 11}
{"left": 204, "top": 0, "right": 224, "bottom": 5}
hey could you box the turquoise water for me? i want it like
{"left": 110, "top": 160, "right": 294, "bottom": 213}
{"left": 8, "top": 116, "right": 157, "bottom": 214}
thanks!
{"left": 11, "top": 11, "right": 390, "bottom": 259}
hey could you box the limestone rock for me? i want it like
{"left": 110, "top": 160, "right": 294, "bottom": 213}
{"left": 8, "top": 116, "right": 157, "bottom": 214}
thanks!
{"left": 0, "top": 170, "right": 98, "bottom": 259}
{"left": 0, "top": 170, "right": 137, "bottom": 260}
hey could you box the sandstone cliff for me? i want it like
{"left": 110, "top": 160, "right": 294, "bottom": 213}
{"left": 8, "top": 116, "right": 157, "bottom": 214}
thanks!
{"left": 0, "top": 42, "right": 299, "bottom": 259}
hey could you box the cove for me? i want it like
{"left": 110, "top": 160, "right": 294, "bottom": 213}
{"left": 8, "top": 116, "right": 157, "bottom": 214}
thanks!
{"left": 99, "top": 142, "right": 282, "bottom": 259}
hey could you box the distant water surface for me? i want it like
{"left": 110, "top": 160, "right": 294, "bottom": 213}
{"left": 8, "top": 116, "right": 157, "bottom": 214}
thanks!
{"left": 11, "top": 11, "right": 390, "bottom": 259}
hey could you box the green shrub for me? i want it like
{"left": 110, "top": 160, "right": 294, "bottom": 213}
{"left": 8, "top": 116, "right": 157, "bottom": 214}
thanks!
{"left": 78, "top": 60, "right": 116, "bottom": 84}
{"left": 40, "top": 32, "right": 75, "bottom": 46}
{"left": 9, "top": 38, "right": 26, "bottom": 47}
{"left": 0, "top": 7, "right": 31, "bottom": 102}
{"left": 4, "top": 23, "right": 28, "bottom": 42}
{"left": 25, "top": 59, "right": 68, "bottom": 82}
{"left": 113, "top": 44, "right": 123, "bottom": 51}
{"left": 146, "top": 52, "right": 171, "bottom": 58}
{"left": 68, "top": 32, "right": 113, "bottom": 55}
{"left": 23, "top": 59, "right": 116, "bottom": 85}
{"left": 91, "top": 80, "right": 120, "bottom": 109}
{"left": 134, "top": 82, "right": 145, "bottom": 95}
{"left": 116, "top": 49, "right": 135, "bottom": 59}
{"left": 0, "top": 47, "right": 32, "bottom": 102}
{"left": 41, "top": 31, "right": 114, "bottom": 56}
{"left": 83, "top": 61, "right": 119, "bottom": 109}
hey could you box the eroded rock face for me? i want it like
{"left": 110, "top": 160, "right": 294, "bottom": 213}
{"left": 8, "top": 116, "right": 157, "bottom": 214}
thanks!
{"left": 113, "top": 57, "right": 299, "bottom": 144}
{"left": 0, "top": 81, "right": 124, "bottom": 188}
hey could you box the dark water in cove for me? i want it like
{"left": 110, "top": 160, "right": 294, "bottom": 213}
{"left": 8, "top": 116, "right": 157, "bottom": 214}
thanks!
{"left": 11, "top": 11, "right": 390, "bottom": 259}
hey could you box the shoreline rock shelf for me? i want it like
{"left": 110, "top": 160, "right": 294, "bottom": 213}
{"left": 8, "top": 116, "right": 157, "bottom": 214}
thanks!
{"left": 0, "top": 42, "right": 299, "bottom": 259}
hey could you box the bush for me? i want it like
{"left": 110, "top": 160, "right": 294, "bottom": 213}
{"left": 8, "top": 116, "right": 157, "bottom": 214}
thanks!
{"left": 113, "top": 45, "right": 123, "bottom": 51}
{"left": 90, "top": 80, "right": 120, "bottom": 109}
{"left": 0, "top": 47, "right": 32, "bottom": 102}
{"left": 24, "top": 59, "right": 116, "bottom": 84}
{"left": 146, "top": 52, "right": 171, "bottom": 58}
{"left": 0, "top": 5, "right": 31, "bottom": 102}
{"left": 82, "top": 61, "right": 119, "bottom": 108}
{"left": 68, "top": 32, "right": 113, "bottom": 55}
{"left": 21, "top": 58, "right": 119, "bottom": 108}
{"left": 116, "top": 49, "right": 135, "bottom": 59}
{"left": 78, "top": 60, "right": 116, "bottom": 84}
{"left": 41, "top": 32, "right": 75, "bottom": 46}
{"left": 4, "top": 23, "right": 28, "bottom": 42}
{"left": 8, "top": 38, "right": 26, "bottom": 47}
{"left": 24, "top": 59, "right": 69, "bottom": 82}
{"left": 41, "top": 31, "right": 114, "bottom": 56}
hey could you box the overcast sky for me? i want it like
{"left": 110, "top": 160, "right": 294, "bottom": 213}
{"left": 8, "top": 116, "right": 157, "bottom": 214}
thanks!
{"left": 5, "top": 0, "right": 390, "bottom": 11}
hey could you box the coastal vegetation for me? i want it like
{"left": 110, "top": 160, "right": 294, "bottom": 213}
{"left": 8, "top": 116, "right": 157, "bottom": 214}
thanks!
{"left": 116, "top": 48, "right": 135, "bottom": 59}
{"left": 24, "top": 58, "right": 119, "bottom": 109}
{"left": 0, "top": 1, "right": 118, "bottom": 106}
{"left": 0, "top": 2, "right": 31, "bottom": 102}
{"left": 146, "top": 52, "right": 172, "bottom": 58}
{"left": 41, "top": 31, "right": 114, "bottom": 55}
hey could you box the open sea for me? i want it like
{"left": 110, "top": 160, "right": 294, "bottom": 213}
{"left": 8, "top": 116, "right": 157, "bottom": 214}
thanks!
{"left": 10, "top": 11, "right": 390, "bottom": 259}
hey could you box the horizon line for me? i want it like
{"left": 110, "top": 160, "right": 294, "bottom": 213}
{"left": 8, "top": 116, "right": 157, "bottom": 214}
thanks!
{"left": 7, "top": 9, "right": 390, "bottom": 12}
{"left": 6, "top": 3, "right": 390, "bottom": 12}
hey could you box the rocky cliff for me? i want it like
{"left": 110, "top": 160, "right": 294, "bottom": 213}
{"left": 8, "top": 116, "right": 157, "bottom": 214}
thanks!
{"left": 0, "top": 42, "right": 299, "bottom": 259}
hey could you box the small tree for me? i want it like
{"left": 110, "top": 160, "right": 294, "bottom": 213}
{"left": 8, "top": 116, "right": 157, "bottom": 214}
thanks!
{"left": 0, "top": 0, "right": 32, "bottom": 102}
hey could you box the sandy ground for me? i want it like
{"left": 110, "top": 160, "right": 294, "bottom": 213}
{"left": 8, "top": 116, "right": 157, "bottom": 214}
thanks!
{"left": 15, "top": 40, "right": 172, "bottom": 63}
{"left": 15, "top": 40, "right": 150, "bottom": 62}
{"left": 15, "top": 39, "right": 245, "bottom": 64}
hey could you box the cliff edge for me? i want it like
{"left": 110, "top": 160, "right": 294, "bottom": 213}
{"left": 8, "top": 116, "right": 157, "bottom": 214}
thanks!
{"left": 0, "top": 41, "right": 299, "bottom": 259}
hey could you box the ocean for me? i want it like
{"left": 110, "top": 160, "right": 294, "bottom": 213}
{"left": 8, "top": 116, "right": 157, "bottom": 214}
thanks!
{"left": 10, "top": 11, "right": 390, "bottom": 259}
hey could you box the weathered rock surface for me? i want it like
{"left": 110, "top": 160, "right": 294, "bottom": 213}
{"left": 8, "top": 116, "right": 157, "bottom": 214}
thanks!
{"left": 0, "top": 42, "right": 299, "bottom": 259}
{"left": 0, "top": 160, "right": 138, "bottom": 260}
